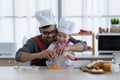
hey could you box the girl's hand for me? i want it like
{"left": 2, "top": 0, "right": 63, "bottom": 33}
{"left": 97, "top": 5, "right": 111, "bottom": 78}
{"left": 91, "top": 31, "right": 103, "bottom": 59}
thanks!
{"left": 55, "top": 46, "right": 69, "bottom": 57}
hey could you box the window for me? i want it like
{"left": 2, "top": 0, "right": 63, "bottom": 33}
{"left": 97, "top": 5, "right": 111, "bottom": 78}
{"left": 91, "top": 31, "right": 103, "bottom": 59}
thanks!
{"left": 61, "top": 0, "right": 120, "bottom": 55}
{"left": 0, "top": 0, "right": 120, "bottom": 56}
{"left": 0, "top": 0, "right": 58, "bottom": 56}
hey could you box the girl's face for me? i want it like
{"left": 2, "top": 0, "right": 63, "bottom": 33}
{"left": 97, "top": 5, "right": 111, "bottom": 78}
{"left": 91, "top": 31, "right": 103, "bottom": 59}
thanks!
{"left": 57, "top": 32, "right": 71, "bottom": 44}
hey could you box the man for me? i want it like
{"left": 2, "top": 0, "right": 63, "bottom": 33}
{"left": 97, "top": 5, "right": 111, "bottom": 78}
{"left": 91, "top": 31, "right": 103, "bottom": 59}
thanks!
{"left": 15, "top": 10, "right": 87, "bottom": 66}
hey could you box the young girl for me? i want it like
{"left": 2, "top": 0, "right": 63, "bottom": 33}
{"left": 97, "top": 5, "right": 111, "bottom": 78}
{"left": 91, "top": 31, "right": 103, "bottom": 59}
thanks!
{"left": 47, "top": 18, "right": 77, "bottom": 69}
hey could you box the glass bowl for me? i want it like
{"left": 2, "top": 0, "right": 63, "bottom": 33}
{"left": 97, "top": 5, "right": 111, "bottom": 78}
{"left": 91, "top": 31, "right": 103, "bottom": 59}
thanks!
{"left": 46, "top": 59, "right": 61, "bottom": 70}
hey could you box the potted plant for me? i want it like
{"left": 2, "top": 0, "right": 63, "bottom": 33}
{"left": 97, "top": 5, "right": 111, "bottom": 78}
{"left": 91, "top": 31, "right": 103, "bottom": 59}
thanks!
{"left": 111, "top": 18, "right": 120, "bottom": 27}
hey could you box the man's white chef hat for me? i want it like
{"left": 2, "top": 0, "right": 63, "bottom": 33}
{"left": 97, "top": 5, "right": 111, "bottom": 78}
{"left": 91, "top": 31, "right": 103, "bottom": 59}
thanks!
{"left": 58, "top": 18, "right": 75, "bottom": 34}
{"left": 35, "top": 9, "right": 56, "bottom": 27}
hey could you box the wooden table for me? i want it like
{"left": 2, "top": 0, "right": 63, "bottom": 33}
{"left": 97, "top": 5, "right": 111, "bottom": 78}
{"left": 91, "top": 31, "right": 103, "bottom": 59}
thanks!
{"left": 0, "top": 66, "right": 120, "bottom": 80}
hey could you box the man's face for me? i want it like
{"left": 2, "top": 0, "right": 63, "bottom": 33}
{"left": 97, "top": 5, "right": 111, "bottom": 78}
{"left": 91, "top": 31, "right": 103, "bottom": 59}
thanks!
{"left": 40, "top": 25, "right": 57, "bottom": 44}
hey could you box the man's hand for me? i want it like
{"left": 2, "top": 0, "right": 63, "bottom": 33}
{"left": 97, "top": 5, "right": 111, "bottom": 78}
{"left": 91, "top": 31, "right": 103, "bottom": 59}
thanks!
{"left": 38, "top": 49, "right": 53, "bottom": 60}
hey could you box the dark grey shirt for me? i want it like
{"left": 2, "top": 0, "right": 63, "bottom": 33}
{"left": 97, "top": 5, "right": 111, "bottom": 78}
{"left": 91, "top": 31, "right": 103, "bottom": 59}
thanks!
{"left": 15, "top": 35, "right": 87, "bottom": 66}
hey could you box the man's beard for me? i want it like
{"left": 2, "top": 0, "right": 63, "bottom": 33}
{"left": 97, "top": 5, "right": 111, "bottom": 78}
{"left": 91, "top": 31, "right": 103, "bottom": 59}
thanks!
{"left": 46, "top": 36, "right": 56, "bottom": 43}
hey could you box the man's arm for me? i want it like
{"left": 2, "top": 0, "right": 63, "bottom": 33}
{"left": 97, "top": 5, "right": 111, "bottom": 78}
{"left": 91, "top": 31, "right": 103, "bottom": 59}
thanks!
{"left": 67, "top": 42, "right": 84, "bottom": 52}
{"left": 16, "top": 52, "right": 42, "bottom": 62}
{"left": 15, "top": 38, "right": 53, "bottom": 62}
{"left": 16, "top": 50, "right": 52, "bottom": 62}
{"left": 69, "top": 37, "right": 88, "bottom": 52}
{"left": 55, "top": 37, "right": 88, "bottom": 56}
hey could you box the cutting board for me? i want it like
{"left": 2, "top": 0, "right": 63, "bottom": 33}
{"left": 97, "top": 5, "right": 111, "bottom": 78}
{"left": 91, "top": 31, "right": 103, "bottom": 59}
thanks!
{"left": 80, "top": 66, "right": 90, "bottom": 72}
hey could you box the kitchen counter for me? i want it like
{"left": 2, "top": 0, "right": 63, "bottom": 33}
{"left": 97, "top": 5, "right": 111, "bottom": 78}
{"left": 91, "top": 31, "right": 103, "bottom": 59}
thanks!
{"left": 0, "top": 54, "right": 15, "bottom": 59}
{"left": 77, "top": 54, "right": 113, "bottom": 61}
{"left": 0, "top": 54, "right": 113, "bottom": 66}
{"left": 0, "top": 54, "right": 113, "bottom": 60}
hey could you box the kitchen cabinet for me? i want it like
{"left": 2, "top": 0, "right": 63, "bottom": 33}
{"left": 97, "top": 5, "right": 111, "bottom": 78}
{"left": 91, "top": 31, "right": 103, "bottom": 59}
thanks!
{"left": 72, "top": 33, "right": 95, "bottom": 55}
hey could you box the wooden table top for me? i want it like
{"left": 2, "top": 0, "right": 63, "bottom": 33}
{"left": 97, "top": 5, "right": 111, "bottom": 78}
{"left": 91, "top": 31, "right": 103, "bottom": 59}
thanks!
{"left": 0, "top": 66, "right": 120, "bottom": 80}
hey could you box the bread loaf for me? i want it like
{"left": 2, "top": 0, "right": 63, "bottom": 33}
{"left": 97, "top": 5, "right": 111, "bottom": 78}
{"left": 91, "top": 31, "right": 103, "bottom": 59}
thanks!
{"left": 86, "top": 60, "right": 105, "bottom": 68}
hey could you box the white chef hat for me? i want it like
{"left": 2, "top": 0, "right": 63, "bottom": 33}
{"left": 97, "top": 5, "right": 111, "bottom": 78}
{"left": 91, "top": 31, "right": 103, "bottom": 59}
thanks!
{"left": 35, "top": 9, "right": 56, "bottom": 27}
{"left": 58, "top": 18, "right": 75, "bottom": 34}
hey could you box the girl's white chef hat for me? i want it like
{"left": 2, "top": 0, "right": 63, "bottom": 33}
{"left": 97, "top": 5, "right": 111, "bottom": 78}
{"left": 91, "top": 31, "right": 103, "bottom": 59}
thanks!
{"left": 58, "top": 18, "right": 75, "bottom": 34}
{"left": 35, "top": 9, "right": 56, "bottom": 27}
